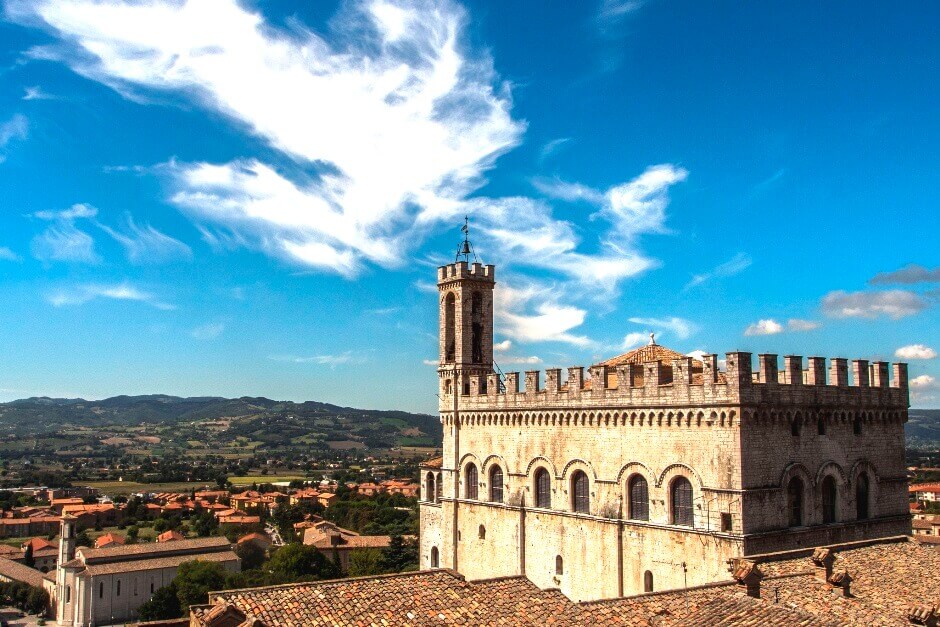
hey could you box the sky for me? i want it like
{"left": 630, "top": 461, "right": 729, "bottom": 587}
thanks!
{"left": 0, "top": 0, "right": 937, "bottom": 413}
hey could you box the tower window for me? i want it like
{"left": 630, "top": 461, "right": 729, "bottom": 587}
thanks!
{"left": 535, "top": 468, "right": 551, "bottom": 508}
{"left": 489, "top": 466, "right": 504, "bottom": 503}
{"left": 471, "top": 291, "right": 484, "bottom": 364}
{"left": 787, "top": 477, "right": 804, "bottom": 527}
{"left": 571, "top": 471, "right": 590, "bottom": 514}
{"left": 430, "top": 546, "right": 439, "bottom": 568}
{"left": 817, "top": 417, "right": 827, "bottom": 436}
{"left": 821, "top": 475, "right": 838, "bottom": 523}
{"left": 65, "top": 585, "right": 70, "bottom": 604}
{"left": 465, "top": 463, "right": 478, "bottom": 500}
{"left": 856, "top": 472, "right": 870, "bottom": 520}
{"left": 670, "top": 477, "right": 693, "bottom": 526}
{"left": 436, "top": 473, "right": 443, "bottom": 501}
{"left": 853, "top": 416, "right": 863, "bottom": 435}
{"left": 426, "top": 472, "right": 437, "bottom": 504}
{"left": 99, "top": 582, "right": 104, "bottom": 599}
{"left": 478, "top": 524, "right": 486, "bottom": 540}
{"left": 444, "top": 292, "right": 456, "bottom": 362}
{"left": 555, "top": 555, "right": 564, "bottom": 575}
{"left": 116, "top": 579, "right": 121, "bottom": 597}
{"left": 791, "top": 420, "right": 801, "bottom": 437}
{"left": 628, "top": 475, "right": 649, "bottom": 521}
{"left": 644, "top": 570, "right": 654, "bottom": 592}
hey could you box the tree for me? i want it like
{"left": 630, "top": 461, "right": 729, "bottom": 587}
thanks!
{"left": 174, "top": 561, "right": 227, "bottom": 610}
{"left": 235, "top": 540, "right": 266, "bottom": 571}
{"left": 126, "top": 525, "right": 139, "bottom": 543}
{"left": 25, "top": 586, "right": 49, "bottom": 615}
{"left": 137, "top": 584, "right": 182, "bottom": 621}
{"left": 23, "top": 543, "right": 34, "bottom": 568}
{"left": 380, "top": 535, "right": 418, "bottom": 573}
{"left": 347, "top": 548, "right": 383, "bottom": 577}
{"left": 266, "top": 544, "right": 339, "bottom": 583}
{"left": 75, "top": 530, "right": 92, "bottom": 547}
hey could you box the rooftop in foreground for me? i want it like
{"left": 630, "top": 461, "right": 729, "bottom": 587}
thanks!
{"left": 191, "top": 536, "right": 939, "bottom": 627}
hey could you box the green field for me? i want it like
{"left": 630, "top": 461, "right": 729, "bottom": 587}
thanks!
{"left": 79, "top": 480, "right": 216, "bottom": 495}
{"left": 227, "top": 474, "right": 307, "bottom": 486}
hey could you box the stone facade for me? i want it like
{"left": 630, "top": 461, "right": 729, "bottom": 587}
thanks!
{"left": 420, "top": 261, "right": 911, "bottom": 602}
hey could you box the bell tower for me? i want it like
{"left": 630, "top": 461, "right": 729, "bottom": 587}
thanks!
{"left": 437, "top": 219, "right": 495, "bottom": 398}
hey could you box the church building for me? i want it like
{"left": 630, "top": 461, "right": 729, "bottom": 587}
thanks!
{"left": 419, "top": 257, "right": 911, "bottom": 602}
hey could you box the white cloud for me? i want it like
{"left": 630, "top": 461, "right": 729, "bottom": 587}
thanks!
{"left": 493, "top": 339, "right": 512, "bottom": 352}
{"left": 190, "top": 322, "right": 225, "bottom": 340}
{"left": 499, "top": 355, "right": 542, "bottom": 365}
{"left": 787, "top": 319, "right": 821, "bottom": 332}
{"left": 531, "top": 178, "right": 605, "bottom": 204}
{"left": 97, "top": 216, "right": 192, "bottom": 264}
{"left": 23, "top": 86, "right": 56, "bottom": 100}
{"left": 495, "top": 283, "right": 591, "bottom": 346}
{"left": 622, "top": 332, "right": 646, "bottom": 349}
{"left": 33, "top": 203, "right": 98, "bottom": 221}
{"left": 685, "top": 252, "right": 751, "bottom": 289}
{"left": 46, "top": 282, "right": 173, "bottom": 309}
{"left": 0, "top": 113, "right": 28, "bottom": 162}
{"left": 821, "top": 290, "right": 929, "bottom": 320}
{"left": 744, "top": 319, "right": 784, "bottom": 336}
{"left": 9, "top": 0, "right": 523, "bottom": 276}
{"left": 31, "top": 223, "right": 99, "bottom": 264}
{"left": 0, "top": 247, "right": 20, "bottom": 261}
{"left": 422, "top": 359, "right": 439, "bottom": 366}
{"left": 869, "top": 264, "right": 940, "bottom": 285}
{"left": 601, "top": 165, "right": 688, "bottom": 241}
{"left": 628, "top": 316, "right": 697, "bottom": 340}
{"left": 269, "top": 352, "right": 366, "bottom": 368}
{"left": 910, "top": 375, "right": 936, "bottom": 389}
{"left": 895, "top": 345, "right": 937, "bottom": 360}
{"left": 538, "top": 137, "right": 571, "bottom": 163}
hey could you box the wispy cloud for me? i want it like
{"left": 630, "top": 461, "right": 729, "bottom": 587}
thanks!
{"left": 622, "top": 332, "right": 646, "bottom": 349}
{"left": 787, "top": 318, "right": 821, "bottom": 332}
{"left": 33, "top": 203, "right": 98, "bottom": 221}
{"left": 499, "top": 355, "right": 542, "bottom": 365}
{"left": 628, "top": 316, "right": 697, "bottom": 340}
{"left": 895, "top": 344, "right": 937, "bottom": 360}
{"left": 746, "top": 168, "right": 786, "bottom": 201}
{"left": 684, "top": 252, "right": 751, "bottom": 290}
{"left": 0, "top": 113, "right": 28, "bottom": 163}
{"left": 495, "top": 283, "right": 592, "bottom": 346}
{"left": 365, "top": 307, "right": 401, "bottom": 316}
{"left": 538, "top": 137, "right": 571, "bottom": 163}
{"left": 869, "top": 264, "right": 940, "bottom": 285}
{"left": 821, "top": 290, "right": 929, "bottom": 320}
{"left": 97, "top": 216, "right": 192, "bottom": 264}
{"left": 46, "top": 282, "right": 174, "bottom": 309}
{"left": 9, "top": 0, "right": 524, "bottom": 277}
{"left": 268, "top": 352, "right": 366, "bottom": 368}
{"left": 593, "top": 0, "right": 645, "bottom": 72}
{"left": 744, "top": 319, "right": 783, "bottom": 336}
{"left": 0, "top": 247, "right": 21, "bottom": 262}
{"left": 22, "top": 85, "right": 56, "bottom": 100}
{"left": 30, "top": 203, "right": 100, "bottom": 264}
{"left": 190, "top": 322, "right": 225, "bottom": 340}
{"left": 493, "top": 339, "right": 512, "bottom": 352}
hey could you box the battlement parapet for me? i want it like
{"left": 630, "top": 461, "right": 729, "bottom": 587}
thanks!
{"left": 437, "top": 262, "right": 495, "bottom": 284}
{"left": 440, "top": 352, "right": 909, "bottom": 410}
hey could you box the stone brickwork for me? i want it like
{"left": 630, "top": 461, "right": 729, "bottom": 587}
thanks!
{"left": 420, "top": 261, "right": 911, "bottom": 602}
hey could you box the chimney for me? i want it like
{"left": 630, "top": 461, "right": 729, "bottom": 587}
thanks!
{"left": 731, "top": 559, "right": 763, "bottom": 599}
{"left": 811, "top": 547, "right": 835, "bottom": 582}
{"left": 828, "top": 569, "right": 852, "bottom": 598}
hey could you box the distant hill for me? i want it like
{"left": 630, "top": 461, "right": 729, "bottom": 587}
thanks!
{"left": 906, "top": 409, "right": 940, "bottom": 449}
{"left": 0, "top": 395, "right": 442, "bottom": 449}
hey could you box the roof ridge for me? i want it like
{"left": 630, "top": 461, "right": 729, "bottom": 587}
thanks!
{"left": 211, "top": 568, "right": 463, "bottom": 597}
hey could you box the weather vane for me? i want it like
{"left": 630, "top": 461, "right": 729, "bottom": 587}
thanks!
{"left": 455, "top": 216, "right": 479, "bottom": 263}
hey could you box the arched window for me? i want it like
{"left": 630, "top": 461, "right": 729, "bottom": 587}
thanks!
{"left": 856, "top": 472, "right": 870, "bottom": 520}
{"left": 535, "top": 468, "right": 551, "bottom": 508}
{"left": 791, "top": 420, "right": 801, "bottom": 437}
{"left": 436, "top": 473, "right": 443, "bottom": 500}
{"left": 478, "top": 524, "right": 486, "bottom": 540}
{"left": 817, "top": 417, "right": 826, "bottom": 436}
{"left": 644, "top": 570, "right": 654, "bottom": 592}
{"left": 430, "top": 546, "right": 439, "bottom": 568}
{"left": 671, "top": 477, "right": 693, "bottom": 526}
{"left": 628, "top": 475, "right": 649, "bottom": 521}
{"left": 787, "top": 477, "right": 804, "bottom": 527}
{"left": 821, "top": 475, "right": 837, "bottom": 523}
{"left": 444, "top": 292, "right": 456, "bottom": 362}
{"left": 489, "top": 466, "right": 504, "bottom": 503}
{"left": 471, "top": 291, "right": 484, "bottom": 364}
{"left": 465, "top": 463, "right": 478, "bottom": 500}
{"left": 426, "top": 472, "right": 436, "bottom": 503}
{"left": 571, "top": 470, "right": 589, "bottom": 514}
{"left": 853, "top": 416, "right": 863, "bottom": 436}
{"left": 555, "top": 555, "right": 563, "bottom": 575}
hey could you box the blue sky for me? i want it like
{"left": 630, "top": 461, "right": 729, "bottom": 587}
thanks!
{"left": 0, "top": 0, "right": 937, "bottom": 413}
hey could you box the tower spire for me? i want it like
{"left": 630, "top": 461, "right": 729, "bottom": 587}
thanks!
{"left": 455, "top": 216, "right": 478, "bottom": 263}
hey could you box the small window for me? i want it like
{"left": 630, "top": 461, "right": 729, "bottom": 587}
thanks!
{"left": 465, "top": 464, "right": 478, "bottom": 500}
{"left": 436, "top": 473, "right": 443, "bottom": 500}
{"left": 134, "top": 578, "right": 138, "bottom": 596}
{"left": 856, "top": 472, "right": 870, "bottom": 520}
{"left": 430, "top": 546, "right": 439, "bottom": 568}
{"left": 116, "top": 579, "right": 121, "bottom": 596}
{"left": 720, "top": 512, "right": 733, "bottom": 532}
{"left": 671, "top": 477, "right": 693, "bottom": 526}
{"left": 463, "top": 383, "right": 471, "bottom": 396}
{"left": 787, "top": 477, "right": 804, "bottom": 527}
{"left": 478, "top": 524, "right": 486, "bottom": 540}
{"left": 791, "top": 420, "right": 801, "bottom": 437}
{"left": 426, "top": 473, "right": 437, "bottom": 503}
{"left": 490, "top": 466, "right": 504, "bottom": 503}
{"left": 535, "top": 468, "right": 551, "bottom": 508}
{"left": 150, "top": 582, "right": 154, "bottom": 594}
{"left": 555, "top": 555, "right": 563, "bottom": 575}
{"left": 644, "top": 570, "right": 654, "bottom": 592}
{"left": 817, "top": 417, "right": 826, "bottom": 436}
{"left": 571, "top": 471, "right": 590, "bottom": 514}
{"left": 821, "top": 475, "right": 837, "bottom": 523}
{"left": 853, "top": 416, "right": 862, "bottom": 436}
{"left": 65, "top": 585, "right": 70, "bottom": 604}
{"left": 628, "top": 475, "right": 649, "bottom": 521}
{"left": 99, "top": 582, "right": 104, "bottom": 599}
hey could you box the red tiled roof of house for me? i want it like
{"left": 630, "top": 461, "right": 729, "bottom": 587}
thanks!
{"left": 910, "top": 482, "right": 940, "bottom": 493}
{"left": 157, "top": 530, "right": 185, "bottom": 543}
{"left": 420, "top": 456, "right": 443, "bottom": 469}
{"left": 22, "top": 537, "right": 55, "bottom": 552}
{"left": 94, "top": 532, "right": 125, "bottom": 548}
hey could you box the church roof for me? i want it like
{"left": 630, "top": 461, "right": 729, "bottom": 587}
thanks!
{"left": 595, "top": 341, "right": 701, "bottom": 368}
